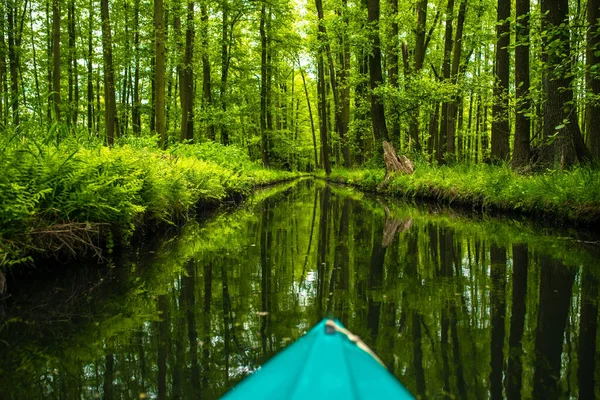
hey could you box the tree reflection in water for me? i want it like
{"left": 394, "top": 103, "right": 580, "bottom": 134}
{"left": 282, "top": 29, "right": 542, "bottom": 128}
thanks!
{"left": 0, "top": 179, "right": 598, "bottom": 399}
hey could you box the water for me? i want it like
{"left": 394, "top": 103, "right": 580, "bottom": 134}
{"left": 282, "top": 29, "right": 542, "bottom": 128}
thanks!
{"left": 1, "top": 179, "right": 599, "bottom": 399}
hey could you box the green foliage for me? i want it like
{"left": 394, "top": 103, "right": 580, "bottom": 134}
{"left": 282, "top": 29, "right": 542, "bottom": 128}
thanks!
{"left": 0, "top": 138, "right": 303, "bottom": 269}
{"left": 326, "top": 164, "right": 600, "bottom": 224}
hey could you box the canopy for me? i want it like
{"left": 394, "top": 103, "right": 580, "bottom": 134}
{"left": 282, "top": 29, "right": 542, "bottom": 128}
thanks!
{"left": 222, "top": 319, "right": 414, "bottom": 399}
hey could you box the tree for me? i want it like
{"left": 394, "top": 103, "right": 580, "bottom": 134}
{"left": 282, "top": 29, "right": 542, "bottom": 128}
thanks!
{"left": 180, "top": 0, "right": 195, "bottom": 142}
{"left": 52, "top": 0, "right": 60, "bottom": 121}
{"left": 491, "top": 0, "right": 510, "bottom": 161}
{"left": 512, "top": 0, "right": 531, "bottom": 168}
{"left": 585, "top": 0, "right": 600, "bottom": 158}
{"left": 539, "top": 0, "right": 589, "bottom": 167}
{"left": 154, "top": 0, "right": 165, "bottom": 147}
{"left": 367, "top": 0, "right": 389, "bottom": 144}
{"left": 201, "top": 0, "right": 214, "bottom": 141}
{"left": 260, "top": 2, "right": 269, "bottom": 166}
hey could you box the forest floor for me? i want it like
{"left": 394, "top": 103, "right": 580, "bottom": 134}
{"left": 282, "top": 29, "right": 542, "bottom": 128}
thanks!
{"left": 0, "top": 139, "right": 303, "bottom": 270}
{"left": 321, "top": 163, "right": 600, "bottom": 226}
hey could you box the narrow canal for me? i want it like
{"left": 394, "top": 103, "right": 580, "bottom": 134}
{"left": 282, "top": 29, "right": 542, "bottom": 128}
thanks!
{"left": 1, "top": 179, "right": 599, "bottom": 399}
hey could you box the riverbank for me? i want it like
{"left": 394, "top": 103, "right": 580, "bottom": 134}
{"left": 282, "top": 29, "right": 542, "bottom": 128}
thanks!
{"left": 0, "top": 139, "right": 303, "bottom": 269}
{"left": 321, "top": 163, "right": 600, "bottom": 225}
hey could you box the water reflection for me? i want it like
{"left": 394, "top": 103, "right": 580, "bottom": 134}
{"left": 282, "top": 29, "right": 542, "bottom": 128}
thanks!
{"left": 0, "top": 179, "right": 599, "bottom": 399}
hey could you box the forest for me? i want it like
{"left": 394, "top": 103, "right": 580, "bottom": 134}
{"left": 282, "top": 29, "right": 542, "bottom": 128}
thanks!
{"left": 1, "top": 0, "right": 600, "bottom": 267}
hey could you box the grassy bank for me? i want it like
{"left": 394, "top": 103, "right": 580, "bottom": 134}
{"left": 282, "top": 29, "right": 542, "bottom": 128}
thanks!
{"left": 322, "top": 163, "right": 600, "bottom": 224}
{"left": 0, "top": 137, "right": 302, "bottom": 268}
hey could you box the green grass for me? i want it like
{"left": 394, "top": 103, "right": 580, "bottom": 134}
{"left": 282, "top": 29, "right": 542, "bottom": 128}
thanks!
{"left": 0, "top": 137, "right": 302, "bottom": 268}
{"left": 322, "top": 162, "right": 600, "bottom": 224}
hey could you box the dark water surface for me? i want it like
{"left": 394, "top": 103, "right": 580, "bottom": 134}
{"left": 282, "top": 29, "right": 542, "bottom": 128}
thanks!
{"left": 1, "top": 179, "right": 599, "bottom": 399}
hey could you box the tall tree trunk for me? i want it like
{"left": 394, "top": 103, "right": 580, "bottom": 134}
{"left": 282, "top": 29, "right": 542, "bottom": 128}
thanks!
{"left": 491, "top": 0, "right": 510, "bottom": 161}
{"left": 367, "top": 0, "right": 389, "bottom": 144}
{"left": 387, "top": 0, "right": 400, "bottom": 145}
{"left": 68, "top": 0, "right": 76, "bottom": 124}
{"left": 447, "top": 0, "right": 466, "bottom": 157}
{"left": 7, "top": 0, "right": 20, "bottom": 126}
{"left": 101, "top": 0, "right": 118, "bottom": 145}
{"left": 220, "top": 0, "right": 229, "bottom": 145}
{"left": 87, "top": 0, "right": 93, "bottom": 133}
{"left": 438, "top": 0, "right": 455, "bottom": 162}
{"left": 0, "top": 1, "right": 7, "bottom": 126}
{"left": 180, "top": 0, "right": 195, "bottom": 142}
{"left": 200, "top": 0, "right": 214, "bottom": 140}
{"left": 132, "top": 0, "right": 141, "bottom": 135}
{"left": 260, "top": 2, "right": 269, "bottom": 166}
{"left": 339, "top": 0, "right": 351, "bottom": 166}
{"left": 585, "top": 0, "right": 600, "bottom": 158}
{"left": 317, "top": 49, "right": 331, "bottom": 174}
{"left": 512, "top": 0, "right": 531, "bottom": 167}
{"left": 539, "top": 0, "right": 590, "bottom": 167}
{"left": 51, "top": 0, "right": 60, "bottom": 122}
{"left": 154, "top": 0, "right": 166, "bottom": 147}
{"left": 299, "top": 66, "right": 318, "bottom": 169}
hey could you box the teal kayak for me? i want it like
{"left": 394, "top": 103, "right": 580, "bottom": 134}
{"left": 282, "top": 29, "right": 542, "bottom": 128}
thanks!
{"left": 222, "top": 318, "right": 414, "bottom": 399}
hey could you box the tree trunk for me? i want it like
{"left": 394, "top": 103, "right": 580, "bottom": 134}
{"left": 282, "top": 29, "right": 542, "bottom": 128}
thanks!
{"left": 539, "top": 0, "right": 590, "bottom": 167}
{"left": 299, "top": 66, "right": 318, "bottom": 170}
{"left": 101, "top": 0, "right": 118, "bottom": 145}
{"left": 387, "top": 0, "right": 400, "bottom": 145}
{"left": 154, "top": 0, "right": 166, "bottom": 147}
{"left": 7, "top": 0, "right": 19, "bottom": 126}
{"left": 491, "top": 0, "right": 510, "bottom": 161}
{"left": 367, "top": 0, "right": 389, "bottom": 144}
{"left": 585, "top": 0, "right": 600, "bottom": 158}
{"left": 180, "top": 0, "right": 195, "bottom": 142}
{"left": 318, "top": 50, "right": 331, "bottom": 174}
{"left": 87, "top": 0, "right": 93, "bottom": 133}
{"left": 68, "top": 0, "right": 78, "bottom": 125}
{"left": 512, "top": 0, "right": 531, "bottom": 168}
{"left": 0, "top": 1, "right": 6, "bottom": 126}
{"left": 260, "top": 2, "right": 269, "bottom": 166}
{"left": 132, "top": 0, "right": 141, "bottom": 135}
{"left": 220, "top": 0, "right": 229, "bottom": 145}
{"left": 201, "top": 0, "right": 214, "bottom": 140}
{"left": 438, "top": 0, "right": 455, "bottom": 162}
{"left": 51, "top": 0, "right": 60, "bottom": 122}
{"left": 446, "top": 0, "right": 466, "bottom": 158}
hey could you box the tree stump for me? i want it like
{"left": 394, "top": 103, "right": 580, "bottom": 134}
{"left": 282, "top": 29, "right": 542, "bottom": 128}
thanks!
{"left": 381, "top": 141, "right": 414, "bottom": 188}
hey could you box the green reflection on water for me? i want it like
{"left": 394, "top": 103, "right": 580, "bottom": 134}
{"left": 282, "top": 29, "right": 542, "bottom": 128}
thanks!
{"left": 1, "top": 179, "right": 599, "bottom": 399}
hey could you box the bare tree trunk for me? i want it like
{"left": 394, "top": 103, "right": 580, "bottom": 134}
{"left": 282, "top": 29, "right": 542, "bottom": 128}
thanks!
{"left": 367, "top": 0, "right": 389, "bottom": 144}
{"left": 447, "top": 0, "right": 466, "bottom": 157}
{"left": 512, "top": 0, "right": 531, "bottom": 167}
{"left": 154, "top": 0, "right": 165, "bottom": 147}
{"left": 101, "top": 0, "right": 118, "bottom": 145}
{"left": 539, "top": 0, "right": 589, "bottom": 167}
{"left": 585, "top": 0, "right": 600, "bottom": 158}
{"left": 87, "top": 0, "right": 93, "bottom": 133}
{"left": 201, "top": 0, "right": 214, "bottom": 140}
{"left": 132, "top": 0, "right": 141, "bottom": 135}
{"left": 491, "top": 0, "right": 510, "bottom": 161}
{"left": 299, "top": 66, "right": 318, "bottom": 169}
{"left": 220, "top": 0, "right": 229, "bottom": 145}
{"left": 180, "top": 0, "right": 195, "bottom": 142}
{"left": 317, "top": 50, "right": 331, "bottom": 174}
{"left": 260, "top": 2, "right": 269, "bottom": 166}
{"left": 438, "top": 0, "right": 455, "bottom": 162}
{"left": 51, "top": 0, "right": 60, "bottom": 122}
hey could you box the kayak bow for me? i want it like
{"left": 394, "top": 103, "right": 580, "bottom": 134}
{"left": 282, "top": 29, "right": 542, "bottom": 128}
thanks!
{"left": 222, "top": 318, "right": 414, "bottom": 399}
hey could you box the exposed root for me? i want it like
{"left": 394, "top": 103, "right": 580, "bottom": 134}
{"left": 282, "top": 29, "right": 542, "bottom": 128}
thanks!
{"left": 29, "top": 222, "right": 108, "bottom": 261}
{"left": 380, "top": 141, "right": 414, "bottom": 190}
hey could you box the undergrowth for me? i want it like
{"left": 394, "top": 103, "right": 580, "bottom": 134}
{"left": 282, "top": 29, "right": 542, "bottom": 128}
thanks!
{"left": 0, "top": 135, "right": 300, "bottom": 268}
{"left": 324, "top": 162, "right": 600, "bottom": 224}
